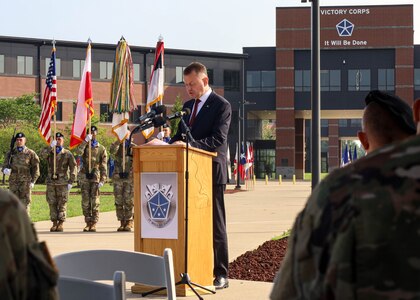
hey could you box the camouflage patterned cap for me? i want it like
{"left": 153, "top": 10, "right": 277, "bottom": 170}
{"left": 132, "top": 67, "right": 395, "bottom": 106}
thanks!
{"left": 56, "top": 132, "right": 64, "bottom": 138}
{"left": 15, "top": 132, "right": 25, "bottom": 138}
{"left": 365, "top": 90, "right": 417, "bottom": 135}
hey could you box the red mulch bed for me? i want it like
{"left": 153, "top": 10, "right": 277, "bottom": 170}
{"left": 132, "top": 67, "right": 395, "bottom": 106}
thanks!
{"left": 228, "top": 237, "right": 288, "bottom": 282}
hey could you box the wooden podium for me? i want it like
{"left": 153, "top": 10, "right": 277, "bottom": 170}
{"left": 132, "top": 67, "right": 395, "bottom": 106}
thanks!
{"left": 132, "top": 144, "right": 216, "bottom": 296}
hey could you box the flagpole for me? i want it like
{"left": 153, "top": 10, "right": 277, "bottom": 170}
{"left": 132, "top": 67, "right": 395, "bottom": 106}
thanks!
{"left": 52, "top": 39, "right": 57, "bottom": 178}
{"left": 88, "top": 39, "right": 92, "bottom": 174}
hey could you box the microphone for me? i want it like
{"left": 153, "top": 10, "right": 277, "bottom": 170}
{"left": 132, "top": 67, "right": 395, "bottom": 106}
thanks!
{"left": 138, "top": 105, "right": 166, "bottom": 123}
{"left": 166, "top": 108, "right": 191, "bottom": 121}
{"left": 152, "top": 116, "right": 167, "bottom": 128}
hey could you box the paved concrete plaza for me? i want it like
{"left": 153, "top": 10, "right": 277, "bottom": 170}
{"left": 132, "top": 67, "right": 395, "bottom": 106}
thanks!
{"left": 35, "top": 180, "right": 311, "bottom": 300}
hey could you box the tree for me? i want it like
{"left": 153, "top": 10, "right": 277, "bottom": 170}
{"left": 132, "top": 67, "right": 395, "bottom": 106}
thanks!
{"left": 262, "top": 120, "right": 275, "bottom": 140}
{"left": 0, "top": 94, "right": 40, "bottom": 129}
{"left": 170, "top": 95, "right": 183, "bottom": 137}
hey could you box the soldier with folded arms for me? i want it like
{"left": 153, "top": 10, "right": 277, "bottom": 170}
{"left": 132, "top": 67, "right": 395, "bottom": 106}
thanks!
{"left": 2, "top": 132, "right": 40, "bottom": 215}
{"left": 40, "top": 132, "right": 77, "bottom": 232}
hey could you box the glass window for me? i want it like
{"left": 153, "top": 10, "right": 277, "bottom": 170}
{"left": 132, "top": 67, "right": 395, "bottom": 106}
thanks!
{"left": 247, "top": 71, "right": 261, "bottom": 92}
{"left": 415, "top": 69, "right": 420, "bottom": 91}
{"left": 55, "top": 102, "right": 63, "bottom": 121}
{"left": 348, "top": 69, "right": 370, "bottom": 91}
{"left": 133, "top": 63, "right": 140, "bottom": 81}
{"left": 0, "top": 54, "right": 4, "bottom": 73}
{"left": 321, "top": 119, "right": 328, "bottom": 128}
{"left": 338, "top": 119, "right": 348, "bottom": 127}
{"left": 73, "top": 59, "right": 85, "bottom": 78}
{"left": 100, "top": 61, "right": 113, "bottom": 80}
{"left": 378, "top": 69, "right": 394, "bottom": 91}
{"left": 100, "top": 103, "right": 112, "bottom": 123}
{"left": 321, "top": 70, "right": 341, "bottom": 91}
{"left": 207, "top": 68, "right": 214, "bottom": 85}
{"left": 295, "top": 70, "right": 310, "bottom": 92}
{"left": 176, "top": 66, "right": 185, "bottom": 83}
{"left": 45, "top": 57, "right": 61, "bottom": 76}
{"left": 223, "top": 70, "right": 240, "bottom": 91}
{"left": 261, "top": 71, "right": 275, "bottom": 92}
{"left": 17, "top": 56, "right": 33, "bottom": 75}
{"left": 350, "top": 119, "right": 362, "bottom": 128}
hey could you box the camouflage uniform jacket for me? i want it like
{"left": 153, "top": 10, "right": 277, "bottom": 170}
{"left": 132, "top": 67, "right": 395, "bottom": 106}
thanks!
{"left": 109, "top": 140, "right": 136, "bottom": 179}
{"left": 0, "top": 189, "right": 58, "bottom": 299}
{"left": 271, "top": 135, "right": 420, "bottom": 300}
{"left": 40, "top": 147, "right": 77, "bottom": 185}
{"left": 4, "top": 146, "right": 40, "bottom": 183}
{"left": 75, "top": 140, "right": 107, "bottom": 183}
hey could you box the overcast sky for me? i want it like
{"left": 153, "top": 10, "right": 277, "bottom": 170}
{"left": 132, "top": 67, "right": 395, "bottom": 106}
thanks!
{"left": 1, "top": 0, "right": 418, "bottom": 53}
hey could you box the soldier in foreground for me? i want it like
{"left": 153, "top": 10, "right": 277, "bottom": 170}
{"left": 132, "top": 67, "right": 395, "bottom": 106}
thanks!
{"left": 2, "top": 132, "right": 40, "bottom": 215}
{"left": 110, "top": 133, "right": 136, "bottom": 231}
{"left": 0, "top": 188, "right": 59, "bottom": 299}
{"left": 74, "top": 126, "right": 107, "bottom": 232}
{"left": 358, "top": 90, "right": 416, "bottom": 154}
{"left": 40, "top": 132, "right": 77, "bottom": 232}
{"left": 271, "top": 97, "right": 420, "bottom": 299}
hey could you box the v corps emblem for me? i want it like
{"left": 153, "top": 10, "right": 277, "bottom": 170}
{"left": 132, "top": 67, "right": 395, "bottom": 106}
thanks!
{"left": 144, "top": 183, "right": 176, "bottom": 228}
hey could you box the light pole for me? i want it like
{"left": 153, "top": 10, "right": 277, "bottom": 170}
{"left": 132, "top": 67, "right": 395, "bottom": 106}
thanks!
{"left": 302, "top": 0, "right": 321, "bottom": 189}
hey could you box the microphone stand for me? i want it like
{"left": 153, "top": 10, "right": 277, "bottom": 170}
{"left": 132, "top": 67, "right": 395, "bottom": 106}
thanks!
{"left": 142, "top": 116, "right": 215, "bottom": 300}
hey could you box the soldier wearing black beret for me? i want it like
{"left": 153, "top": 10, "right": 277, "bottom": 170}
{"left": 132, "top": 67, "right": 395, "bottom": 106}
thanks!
{"left": 358, "top": 90, "right": 416, "bottom": 154}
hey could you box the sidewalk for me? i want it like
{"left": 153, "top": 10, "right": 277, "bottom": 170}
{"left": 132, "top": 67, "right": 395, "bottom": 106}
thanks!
{"left": 35, "top": 180, "right": 311, "bottom": 300}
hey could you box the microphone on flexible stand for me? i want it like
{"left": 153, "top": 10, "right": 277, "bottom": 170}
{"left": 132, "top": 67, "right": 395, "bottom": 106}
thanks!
{"left": 137, "top": 105, "right": 166, "bottom": 123}
{"left": 166, "top": 108, "right": 191, "bottom": 121}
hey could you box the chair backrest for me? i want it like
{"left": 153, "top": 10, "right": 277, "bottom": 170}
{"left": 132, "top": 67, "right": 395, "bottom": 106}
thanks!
{"left": 54, "top": 248, "right": 176, "bottom": 300}
{"left": 58, "top": 270, "right": 126, "bottom": 300}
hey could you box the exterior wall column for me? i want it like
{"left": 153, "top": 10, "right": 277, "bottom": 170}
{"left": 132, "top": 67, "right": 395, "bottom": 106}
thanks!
{"left": 328, "top": 119, "right": 340, "bottom": 171}
{"left": 295, "top": 118, "right": 305, "bottom": 179}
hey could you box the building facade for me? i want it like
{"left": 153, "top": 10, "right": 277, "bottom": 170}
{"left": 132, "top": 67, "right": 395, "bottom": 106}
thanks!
{"left": 244, "top": 4, "right": 419, "bottom": 179}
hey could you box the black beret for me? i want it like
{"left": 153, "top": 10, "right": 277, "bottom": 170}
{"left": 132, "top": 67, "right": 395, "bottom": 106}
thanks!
{"left": 56, "top": 132, "right": 64, "bottom": 138}
{"left": 365, "top": 90, "right": 416, "bottom": 135}
{"left": 163, "top": 124, "right": 170, "bottom": 128}
{"left": 90, "top": 125, "right": 98, "bottom": 132}
{"left": 15, "top": 132, "right": 25, "bottom": 138}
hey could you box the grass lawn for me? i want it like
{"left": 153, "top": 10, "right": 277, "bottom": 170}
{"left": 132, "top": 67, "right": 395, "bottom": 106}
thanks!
{"left": 304, "top": 173, "right": 329, "bottom": 181}
{"left": 27, "top": 183, "right": 116, "bottom": 222}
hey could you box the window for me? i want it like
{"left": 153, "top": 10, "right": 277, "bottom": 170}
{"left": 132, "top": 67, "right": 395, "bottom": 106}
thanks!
{"left": 55, "top": 102, "right": 63, "bottom": 121}
{"left": 207, "top": 68, "right": 214, "bottom": 85}
{"left": 338, "top": 119, "right": 348, "bottom": 127}
{"left": 45, "top": 57, "right": 61, "bottom": 76}
{"left": 0, "top": 54, "right": 4, "bottom": 73}
{"left": 17, "top": 56, "right": 33, "bottom": 75}
{"left": 350, "top": 119, "right": 362, "bottom": 128}
{"left": 175, "top": 66, "right": 185, "bottom": 83}
{"left": 377, "top": 68, "right": 394, "bottom": 91}
{"left": 100, "top": 103, "right": 112, "bottom": 123}
{"left": 100, "top": 61, "right": 113, "bottom": 80}
{"left": 321, "top": 70, "right": 341, "bottom": 91}
{"left": 129, "top": 105, "right": 141, "bottom": 123}
{"left": 247, "top": 70, "right": 275, "bottom": 92}
{"left": 348, "top": 69, "right": 370, "bottom": 91}
{"left": 415, "top": 69, "right": 420, "bottom": 91}
{"left": 321, "top": 119, "right": 328, "bottom": 128}
{"left": 223, "top": 70, "right": 240, "bottom": 91}
{"left": 133, "top": 63, "right": 140, "bottom": 81}
{"left": 73, "top": 59, "right": 85, "bottom": 78}
{"left": 295, "top": 70, "right": 310, "bottom": 92}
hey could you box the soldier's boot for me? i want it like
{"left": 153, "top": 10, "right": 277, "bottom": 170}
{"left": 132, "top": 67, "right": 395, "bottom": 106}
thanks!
{"left": 56, "top": 221, "right": 64, "bottom": 232}
{"left": 83, "top": 222, "right": 90, "bottom": 232}
{"left": 89, "top": 222, "right": 97, "bottom": 232}
{"left": 50, "top": 221, "right": 57, "bottom": 232}
{"left": 117, "top": 220, "right": 125, "bottom": 232}
{"left": 123, "top": 220, "right": 133, "bottom": 232}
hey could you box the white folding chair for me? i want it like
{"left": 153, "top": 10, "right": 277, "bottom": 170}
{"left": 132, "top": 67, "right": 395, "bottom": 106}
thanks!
{"left": 58, "top": 270, "right": 125, "bottom": 300}
{"left": 54, "top": 248, "right": 176, "bottom": 300}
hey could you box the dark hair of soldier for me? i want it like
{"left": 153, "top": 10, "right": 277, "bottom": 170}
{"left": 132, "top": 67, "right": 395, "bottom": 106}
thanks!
{"left": 363, "top": 101, "right": 415, "bottom": 145}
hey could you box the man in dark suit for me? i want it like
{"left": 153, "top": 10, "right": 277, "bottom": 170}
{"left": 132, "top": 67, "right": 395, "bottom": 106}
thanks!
{"left": 170, "top": 62, "right": 232, "bottom": 289}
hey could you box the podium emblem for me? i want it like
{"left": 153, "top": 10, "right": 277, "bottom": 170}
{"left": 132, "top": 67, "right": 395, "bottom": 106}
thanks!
{"left": 145, "top": 183, "right": 174, "bottom": 228}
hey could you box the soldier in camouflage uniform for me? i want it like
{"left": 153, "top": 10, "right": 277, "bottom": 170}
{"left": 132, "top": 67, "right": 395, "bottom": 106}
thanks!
{"left": 0, "top": 188, "right": 59, "bottom": 299}
{"left": 270, "top": 97, "right": 420, "bottom": 299}
{"left": 74, "top": 126, "right": 107, "bottom": 232}
{"left": 40, "top": 132, "right": 77, "bottom": 232}
{"left": 2, "top": 132, "right": 40, "bottom": 215}
{"left": 110, "top": 134, "right": 136, "bottom": 231}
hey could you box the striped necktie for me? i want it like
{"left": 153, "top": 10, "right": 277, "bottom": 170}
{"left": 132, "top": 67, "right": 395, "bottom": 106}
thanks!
{"left": 189, "top": 99, "right": 201, "bottom": 126}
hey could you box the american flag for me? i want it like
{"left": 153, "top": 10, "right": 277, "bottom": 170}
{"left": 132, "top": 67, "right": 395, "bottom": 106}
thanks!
{"left": 38, "top": 47, "right": 57, "bottom": 144}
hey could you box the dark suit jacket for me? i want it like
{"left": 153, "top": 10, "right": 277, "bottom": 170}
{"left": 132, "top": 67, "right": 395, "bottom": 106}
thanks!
{"left": 170, "top": 91, "right": 232, "bottom": 185}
